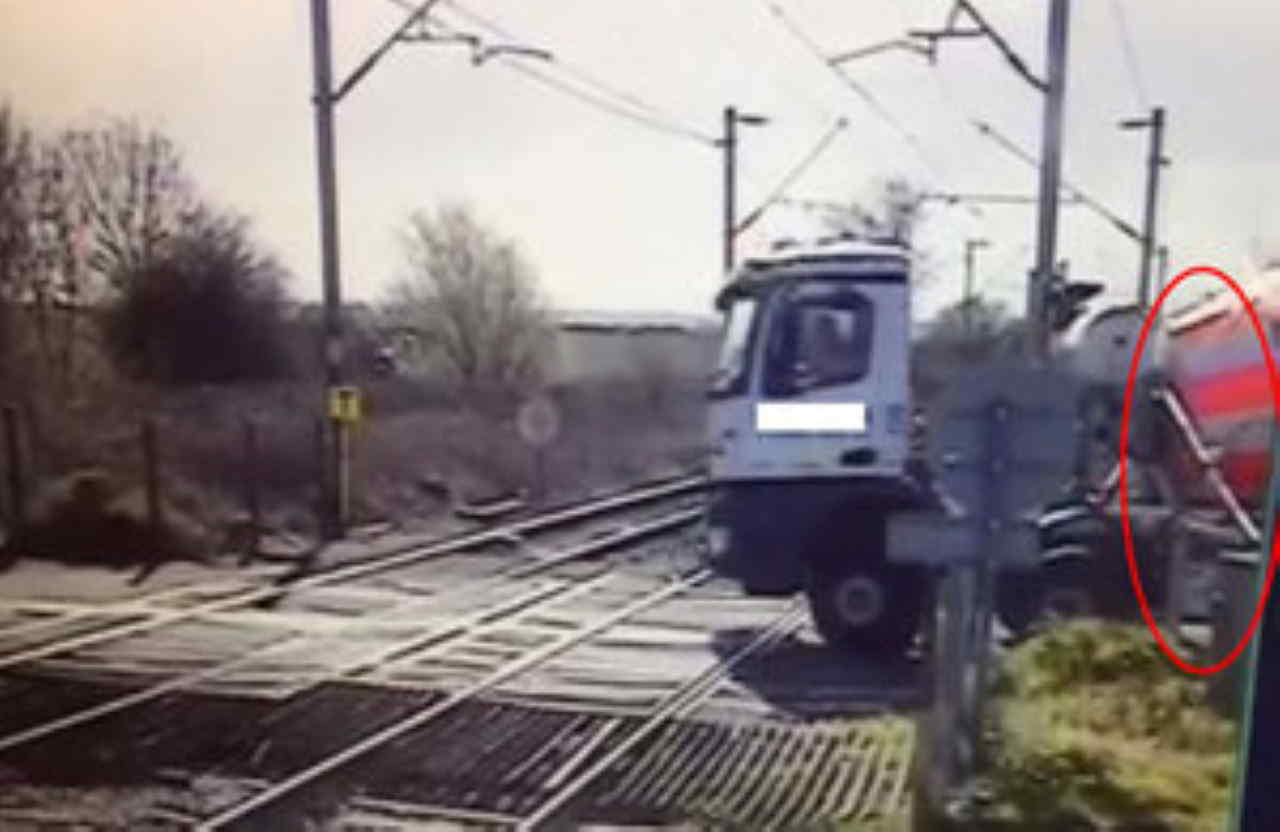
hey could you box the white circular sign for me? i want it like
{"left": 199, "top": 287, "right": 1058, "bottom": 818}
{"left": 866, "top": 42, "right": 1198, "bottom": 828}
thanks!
{"left": 517, "top": 395, "right": 561, "bottom": 447}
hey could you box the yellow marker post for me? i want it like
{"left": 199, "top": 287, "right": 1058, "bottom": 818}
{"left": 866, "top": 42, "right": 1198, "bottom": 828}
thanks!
{"left": 328, "top": 386, "right": 361, "bottom": 529}
{"left": 328, "top": 386, "right": 362, "bottom": 424}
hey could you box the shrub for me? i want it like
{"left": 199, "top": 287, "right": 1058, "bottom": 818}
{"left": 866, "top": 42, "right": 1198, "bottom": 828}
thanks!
{"left": 987, "top": 620, "right": 1238, "bottom": 831}
{"left": 105, "top": 206, "right": 294, "bottom": 386}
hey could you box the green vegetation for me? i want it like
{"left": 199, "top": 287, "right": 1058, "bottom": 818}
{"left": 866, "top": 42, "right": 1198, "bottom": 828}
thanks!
{"left": 983, "top": 620, "right": 1238, "bottom": 831}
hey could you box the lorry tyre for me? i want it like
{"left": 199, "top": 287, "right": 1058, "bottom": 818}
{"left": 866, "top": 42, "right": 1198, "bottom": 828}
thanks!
{"left": 806, "top": 565, "right": 924, "bottom": 656}
{"left": 995, "top": 570, "right": 1044, "bottom": 638}
{"left": 997, "top": 555, "right": 1102, "bottom": 637}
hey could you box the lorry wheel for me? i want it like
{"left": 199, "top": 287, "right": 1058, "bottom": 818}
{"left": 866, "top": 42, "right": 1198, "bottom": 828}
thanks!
{"left": 997, "top": 558, "right": 1099, "bottom": 638}
{"left": 806, "top": 566, "right": 923, "bottom": 656}
{"left": 996, "top": 571, "right": 1046, "bottom": 637}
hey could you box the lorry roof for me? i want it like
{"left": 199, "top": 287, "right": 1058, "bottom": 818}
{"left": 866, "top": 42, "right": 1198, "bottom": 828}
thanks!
{"left": 716, "top": 239, "right": 911, "bottom": 310}
{"left": 743, "top": 237, "right": 910, "bottom": 267}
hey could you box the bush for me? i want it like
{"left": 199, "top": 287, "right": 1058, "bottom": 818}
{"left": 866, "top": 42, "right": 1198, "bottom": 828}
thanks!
{"left": 105, "top": 206, "right": 294, "bottom": 386}
{"left": 987, "top": 620, "right": 1238, "bottom": 831}
{"left": 996, "top": 620, "right": 1170, "bottom": 695}
{"left": 1, "top": 469, "right": 212, "bottom": 569}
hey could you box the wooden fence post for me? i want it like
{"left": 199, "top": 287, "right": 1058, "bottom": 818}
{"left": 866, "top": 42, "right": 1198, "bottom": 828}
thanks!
{"left": 129, "top": 418, "right": 165, "bottom": 584}
{"left": 241, "top": 419, "right": 261, "bottom": 566}
{"left": 3, "top": 405, "right": 25, "bottom": 530}
{"left": 1210, "top": 549, "right": 1259, "bottom": 718}
{"left": 314, "top": 416, "right": 327, "bottom": 538}
{"left": 142, "top": 419, "right": 161, "bottom": 538}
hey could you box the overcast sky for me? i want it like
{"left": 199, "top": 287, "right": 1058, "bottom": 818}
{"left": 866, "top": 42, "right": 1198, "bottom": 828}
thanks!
{"left": 3, "top": 1, "right": 1277, "bottom": 321}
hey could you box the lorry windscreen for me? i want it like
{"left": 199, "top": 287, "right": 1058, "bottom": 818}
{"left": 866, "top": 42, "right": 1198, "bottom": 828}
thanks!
{"left": 763, "top": 280, "right": 874, "bottom": 397}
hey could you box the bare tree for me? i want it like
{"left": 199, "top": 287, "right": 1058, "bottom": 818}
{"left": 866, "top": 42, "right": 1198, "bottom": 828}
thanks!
{"left": 0, "top": 104, "right": 34, "bottom": 390}
{"left": 0, "top": 116, "right": 195, "bottom": 393}
{"left": 911, "top": 296, "right": 1026, "bottom": 401}
{"left": 105, "top": 204, "right": 293, "bottom": 385}
{"left": 823, "top": 176, "right": 937, "bottom": 285}
{"left": 0, "top": 105, "right": 91, "bottom": 394}
{"left": 56, "top": 119, "right": 194, "bottom": 291}
{"left": 925, "top": 297, "right": 1016, "bottom": 344}
{"left": 27, "top": 139, "right": 92, "bottom": 384}
{"left": 387, "top": 203, "right": 553, "bottom": 391}
{"left": 0, "top": 105, "right": 33, "bottom": 293}
{"left": 823, "top": 177, "right": 926, "bottom": 243}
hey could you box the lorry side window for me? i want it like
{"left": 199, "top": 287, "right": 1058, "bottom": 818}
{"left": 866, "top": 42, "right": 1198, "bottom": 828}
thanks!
{"left": 709, "top": 297, "right": 759, "bottom": 398}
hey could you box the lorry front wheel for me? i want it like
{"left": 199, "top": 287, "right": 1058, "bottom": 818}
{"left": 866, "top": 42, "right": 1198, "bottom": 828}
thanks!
{"left": 806, "top": 565, "right": 923, "bottom": 656}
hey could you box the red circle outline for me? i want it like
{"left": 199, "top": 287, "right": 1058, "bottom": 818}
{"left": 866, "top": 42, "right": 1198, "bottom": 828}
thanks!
{"left": 1120, "top": 265, "right": 1280, "bottom": 676}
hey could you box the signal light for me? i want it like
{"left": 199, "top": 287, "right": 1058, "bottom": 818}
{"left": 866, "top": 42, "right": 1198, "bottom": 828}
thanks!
{"left": 1046, "top": 279, "right": 1105, "bottom": 332}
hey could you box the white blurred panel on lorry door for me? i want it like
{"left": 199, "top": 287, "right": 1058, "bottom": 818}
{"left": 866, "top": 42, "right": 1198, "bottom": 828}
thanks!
{"left": 736, "top": 278, "right": 909, "bottom": 481}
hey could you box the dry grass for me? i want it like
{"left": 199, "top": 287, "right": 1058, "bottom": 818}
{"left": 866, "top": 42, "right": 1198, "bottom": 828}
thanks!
{"left": 353, "top": 376, "right": 707, "bottom": 515}
{"left": 2, "top": 369, "right": 708, "bottom": 566}
{"left": 0, "top": 469, "right": 214, "bottom": 570}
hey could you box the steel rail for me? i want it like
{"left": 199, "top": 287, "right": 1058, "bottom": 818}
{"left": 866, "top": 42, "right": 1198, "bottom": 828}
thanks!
{"left": 0, "top": 577, "right": 275, "bottom": 646}
{"left": 513, "top": 604, "right": 805, "bottom": 831}
{"left": 0, "top": 478, "right": 705, "bottom": 673}
{"left": 0, "top": 507, "right": 704, "bottom": 753}
{"left": 0, "top": 579, "right": 578, "bottom": 754}
{"left": 194, "top": 568, "right": 715, "bottom": 830}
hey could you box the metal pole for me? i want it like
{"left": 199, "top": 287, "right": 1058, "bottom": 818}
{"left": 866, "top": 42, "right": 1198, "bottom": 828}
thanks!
{"left": 1028, "top": 0, "right": 1070, "bottom": 361}
{"left": 313, "top": 416, "right": 326, "bottom": 534}
{"left": 1155, "top": 244, "right": 1169, "bottom": 299}
{"left": 241, "top": 419, "right": 261, "bottom": 566}
{"left": 1136, "top": 107, "right": 1165, "bottom": 309}
{"left": 723, "top": 106, "right": 737, "bottom": 275}
{"left": 2, "top": 406, "right": 24, "bottom": 530}
{"left": 969, "top": 399, "right": 1005, "bottom": 771}
{"left": 142, "top": 420, "right": 161, "bottom": 539}
{"left": 1227, "top": 431, "right": 1280, "bottom": 831}
{"left": 964, "top": 242, "right": 975, "bottom": 337}
{"left": 963, "top": 239, "right": 987, "bottom": 337}
{"left": 338, "top": 419, "right": 351, "bottom": 529}
{"left": 310, "top": 0, "right": 345, "bottom": 540}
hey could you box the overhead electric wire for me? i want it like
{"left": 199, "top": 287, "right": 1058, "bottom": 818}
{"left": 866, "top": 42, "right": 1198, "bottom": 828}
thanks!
{"left": 385, "top": 0, "right": 716, "bottom": 147}
{"left": 1108, "top": 0, "right": 1150, "bottom": 110}
{"left": 436, "top": 0, "right": 710, "bottom": 137}
{"left": 494, "top": 57, "right": 719, "bottom": 146}
{"left": 339, "top": 0, "right": 445, "bottom": 102}
{"left": 763, "top": 0, "right": 946, "bottom": 179}
{"left": 972, "top": 119, "right": 1143, "bottom": 243}
{"left": 439, "top": 2, "right": 856, "bottom": 215}
{"left": 738, "top": 6, "right": 845, "bottom": 124}
{"left": 952, "top": 0, "right": 1045, "bottom": 92}
{"left": 884, "top": 3, "right": 989, "bottom": 228}
{"left": 734, "top": 118, "right": 849, "bottom": 236}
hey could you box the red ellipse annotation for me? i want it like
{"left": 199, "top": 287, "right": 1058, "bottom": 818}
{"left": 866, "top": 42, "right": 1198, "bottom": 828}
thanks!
{"left": 1120, "top": 265, "right": 1280, "bottom": 676}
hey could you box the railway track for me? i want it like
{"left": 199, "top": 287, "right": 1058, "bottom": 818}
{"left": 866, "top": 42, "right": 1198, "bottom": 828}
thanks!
{"left": 0, "top": 474, "right": 923, "bottom": 831}
{"left": 0, "top": 475, "right": 706, "bottom": 672}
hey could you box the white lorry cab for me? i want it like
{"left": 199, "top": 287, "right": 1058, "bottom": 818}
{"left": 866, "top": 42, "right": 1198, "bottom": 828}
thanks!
{"left": 703, "top": 236, "right": 935, "bottom": 654}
